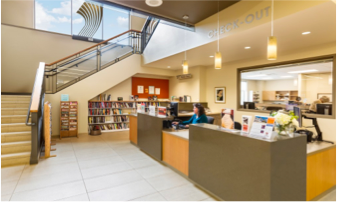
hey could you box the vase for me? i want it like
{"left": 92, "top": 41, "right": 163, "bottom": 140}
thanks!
{"left": 286, "top": 124, "right": 296, "bottom": 137}
{"left": 276, "top": 124, "right": 288, "bottom": 136}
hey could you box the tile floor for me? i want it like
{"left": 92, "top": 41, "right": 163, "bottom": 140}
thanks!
{"left": 1, "top": 132, "right": 335, "bottom": 201}
{"left": 1, "top": 132, "right": 215, "bottom": 201}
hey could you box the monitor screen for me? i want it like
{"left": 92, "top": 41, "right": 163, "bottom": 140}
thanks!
{"left": 316, "top": 104, "right": 332, "bottom": 115}
{"left": 293, "top": 107, "right": 302, "bottom": 127}
{"left": 243, "top": 102, "right": 255, "bottom": 109}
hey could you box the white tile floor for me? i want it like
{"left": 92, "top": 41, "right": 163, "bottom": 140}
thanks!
{"left": 1, "top": 132, "right": 335, "bottom": 201}
{"left": 1, "top": 132, "right": 214, "bottom": 201}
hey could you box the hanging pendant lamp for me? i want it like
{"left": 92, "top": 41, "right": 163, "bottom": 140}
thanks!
{"left": 182, "top": 15, "right": 189, "bottom": 74}
{"left": 267, "top": 0, "right": 277, "bottom": 60}
{"left": 215, "top": 0, "right": 222, "bottom": 69}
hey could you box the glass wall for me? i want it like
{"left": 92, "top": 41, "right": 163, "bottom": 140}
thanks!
{"left": 35, "top": 0, "right": 130, "bottom": 39}
{"left": 239, "top": 59, "right": 334, "bottom": 116}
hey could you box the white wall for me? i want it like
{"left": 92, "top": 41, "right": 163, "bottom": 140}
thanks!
{"left": 263, "top": 79, "right": 298, "bottom": 91}
{"left": 304, "top": 73, "right": 332, "bottom": 103}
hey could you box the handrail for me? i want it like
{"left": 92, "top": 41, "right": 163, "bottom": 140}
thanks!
{"left": 26, "top": 62, "right": 45, "bottom": 125}
{"left": 45, "top": 29, "right": 141, "bottom": 66}
{"left": 29, "top": 62, "right": 45, "bottom": 113}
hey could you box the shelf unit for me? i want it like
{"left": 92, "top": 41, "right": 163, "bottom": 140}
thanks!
{"left": 253, "top": 91, "right": 260, "bottom": 103}
{"left": 60, "top": 101, "right": 78, "bottom": 139}
{"left": 262, "top": 90, "right": 298, "bottom": 101}
{"left": 88, "top": 101, "right": 170, "bottom": 132}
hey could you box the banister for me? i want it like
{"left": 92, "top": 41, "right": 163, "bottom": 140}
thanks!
{"left": 45, "top": 29, "right": 141, "bottom": 66}
{"left": 29, "top": 62, "right": 45, "bottom": 113}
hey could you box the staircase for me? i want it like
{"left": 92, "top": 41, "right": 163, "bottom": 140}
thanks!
{"left": 1, "top": 95, "right": 32, "bottom": 167}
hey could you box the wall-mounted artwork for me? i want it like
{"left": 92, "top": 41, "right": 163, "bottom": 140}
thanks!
{"left": 215, "top": 87, "right": 226, "bottom": 103}
{"left": 149, "top": 86, "right": 155, "bottom": 94}
{"left": 137, "top": 85, "right": 144, "bottom": 94}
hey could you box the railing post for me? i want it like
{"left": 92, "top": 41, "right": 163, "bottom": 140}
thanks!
{"left": 97, "top": 46, "right": 101, "bottom": 71}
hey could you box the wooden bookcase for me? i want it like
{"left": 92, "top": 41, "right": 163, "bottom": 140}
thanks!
{"left": 262, "top": 90, "right": 298, "bottom": 101}
{"left": 88, "top": 101, "right": 170, "bottom": 133}
{"left": 60, "top": 101, "right": 78, "bottom": 139}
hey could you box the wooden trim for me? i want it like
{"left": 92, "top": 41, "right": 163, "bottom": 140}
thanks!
{"left": 46, "top": 29, "right": 141, "bottom": 66}
{"left": 236, "top": 54, "right": 336, "bottom": 119}
{"left": 30, "top": 62, "right": 45, "bottom": 113}
{"left": 89, "top": 100, "right": 170, "bottom": 102}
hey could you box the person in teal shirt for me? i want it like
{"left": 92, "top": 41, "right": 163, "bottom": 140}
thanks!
{"left": 172, "top": 103, "right": 208, "bottom": 128}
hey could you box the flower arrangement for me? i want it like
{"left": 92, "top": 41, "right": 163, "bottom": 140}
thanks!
{"left": 271, "top": 111, "right": 299, "bottom": 135}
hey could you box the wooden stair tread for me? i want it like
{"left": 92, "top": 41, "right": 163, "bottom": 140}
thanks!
{"left": 2, "top": 141, "right": 31, "bottom": 146}
{"left": 1, "top": 152, "right": 31, "bottom": 158}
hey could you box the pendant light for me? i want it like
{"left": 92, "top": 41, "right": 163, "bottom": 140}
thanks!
{"left": 214, "top": 0, "right": 222, "bottom": 69}
{"left": 182, "top": 15, "right": 189, "bottom": 74}
{"left": 267, "top": 0, "right": 277, "bottom": 60}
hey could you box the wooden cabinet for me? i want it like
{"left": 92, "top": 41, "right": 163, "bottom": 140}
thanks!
{"left": 262, "top": 91, "right": 276, "bottom": 101}
{"left": 162, "top": 132, "right": 189, "bottom": 176}
{"left": 60, "top": 101, "right": 78, "bottom": 139}
{"left": 307, "top": 147, "right": 336, "bottom": 200}
{"left": 129, "top": 116, "right": 138, "bottom": 145}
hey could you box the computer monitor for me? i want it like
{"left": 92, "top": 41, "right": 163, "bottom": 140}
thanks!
{"left": 316, "top": 104, "right": 332, "bottom": 115}
{"left": 243, "top": 102, "right": 255, "bottom": 109}
{"left": 170, "top": 102, "right": 178, "bottom": 117}
{"left": 293, "top": 106, "right": 302, "bottom": 127}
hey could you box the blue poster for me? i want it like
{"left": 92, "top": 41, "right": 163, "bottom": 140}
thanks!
{"left": 61, "top": 94, "right": 69, "bottom": 101}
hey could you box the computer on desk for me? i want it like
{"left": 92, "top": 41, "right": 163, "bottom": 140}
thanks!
{"left": 243, "top": 102, "right": 255, "bottom": 109}
{"left": 316, "top": 103, "right": 332, "bottom": 115}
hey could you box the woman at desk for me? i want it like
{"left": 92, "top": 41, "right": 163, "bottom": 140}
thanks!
{"left": 172, "top": 103, "right": 208, "bottom": 128}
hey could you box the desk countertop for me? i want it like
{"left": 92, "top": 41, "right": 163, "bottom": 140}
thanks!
{"left": 178, "top": 112, "right": 220, "bottom": 117}
{"left": 162, "top": 129, "right": 189, "bottom": 139}
{"left": 307, "top": 142, "right": 336, "bottom": 155}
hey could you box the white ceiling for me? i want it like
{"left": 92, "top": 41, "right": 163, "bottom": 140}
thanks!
{"left": 142, "top": 1, "right": 336, "bottom": 70}
{"left": 241, "top": 61, "right": 332, "bottom": 80}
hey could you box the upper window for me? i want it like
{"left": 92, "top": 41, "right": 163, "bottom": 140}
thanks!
{"left": 238, "top": 59, "right": 334, "bottom": 117}
{"left": 35, "top": 0, "right": 71, "bottom": 35}
{"left": 35, "top": 0, "right": 130, "bottom": 39}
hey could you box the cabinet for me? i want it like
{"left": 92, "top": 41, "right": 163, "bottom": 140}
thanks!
{"left": 262, "top": 91, "right": 276, "bottom": 101}
{"left": 263, "top": 90, "right": 298, "bottom": 101}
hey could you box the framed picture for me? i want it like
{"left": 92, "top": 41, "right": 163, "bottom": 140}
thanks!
{"left": 317, "top": 93, "right": 333, "bottom": 102}
{"left": 149, "top": 86, "right": 155, "bottom": 94}
{"left": 215, "top": 87, "right": 226, "bottom": 103}
{"left": 137, "top": 85, "right": 144, "bottom": 94}
{"left": 155, "top": 88, "right": 160, "bottom": 95}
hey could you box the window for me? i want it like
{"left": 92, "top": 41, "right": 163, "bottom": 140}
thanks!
{"left": 35, "top": 0, "right": 71, "bottom": 34}
{"left": 238, "top": 57, "right": 335, "bottom": 117}
{"left": 35, "top": 0, "right": 130, "bottom": 39}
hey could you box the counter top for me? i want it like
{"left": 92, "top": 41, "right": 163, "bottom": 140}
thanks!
{"left": 162, "top": 129, "right": 189, "bottom": 139}
{"left": 307, "top": 142, "right": 336, "bottom": 155}
{"left": 178, "top": 112, "right": 220, "bottom": 117}
{"left": 136, "top": 112, "right": 174, "bottom": 119}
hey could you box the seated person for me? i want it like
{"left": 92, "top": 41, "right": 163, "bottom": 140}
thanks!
{"left": 172, "top": 103, "right": 208, "bottom": 128}
{"left": 309, "top": 96, "right": 330, "bottom": 113}
{"left": 294, "top": 96, "right": 303, "bottom": 105}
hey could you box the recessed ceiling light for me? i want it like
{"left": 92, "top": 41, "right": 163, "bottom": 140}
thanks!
{"left": 261, "top": 77, "right": 273, "bottom": 80}
{"left": 167, "top": 66, "right": 171, "bottom": 68}
{"left": 281, "top": 76, "right": 293, "bottom": 78}
{"left": 145, "top": 0, "right": 163, "bottom": 7}
{"left": 288, "top": 69, "right": 318, "bottom": 74}
{"left": 244, "top": 47, "right": 251, "bottom": 49}
{"left": 302, "top": 31, "right": 311, "bottom": 35}
{"left": 247, "top": 74, "right": 267, "bottom": 78}
{"left": 209, "top": 55, "right": 214, "bottom": 58}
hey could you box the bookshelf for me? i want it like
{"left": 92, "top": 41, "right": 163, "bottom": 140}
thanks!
{"left": 88, "top": 101, "right": 170, "bottom": 133}
{"left": 60, "top": 101, "right": 78, "bottom": 139}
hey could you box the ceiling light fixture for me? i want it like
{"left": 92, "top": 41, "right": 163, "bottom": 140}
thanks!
{"left": 288, "top": 69, "right": 318, "bottom": 74}
{"left": 247, "top": 74, "right": 267, "bottom": 78}
{"left": 214, "top": 0, "right": 222, "bottom": 69}
{"left": 267, "top": 0, "right": 277, "bottom": 60}
{"left": 244, "top": 47, "right": 251, "bottom": 49}
{"left": 281, "top": 76, "right": 293, "bottom": 78}
{"left": 210, "top": 55, "right": 214, "bottom": 58}
{"left": 167, "top": 66, "right": 171, "bottom": 68}
{"left": 182, "top": 15, "right": 189, "bottom": 74}
{"left": 302, "top": 31, "right": 311, "bottom": 35}
{"left": 145, "top": 0, "right": 163, "bottom": 7}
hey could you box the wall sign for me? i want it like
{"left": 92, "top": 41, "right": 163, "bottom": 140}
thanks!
{"left": 61, "top": 94, "right": 69, "bottom": 101}
{"left": 208, "top": 6, "right": 271, "bottom": 38}
{"left": 137, "top": 85, "right": 144, "bottom": 94}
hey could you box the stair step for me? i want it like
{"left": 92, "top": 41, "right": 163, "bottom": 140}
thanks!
{"left": 1, "top": 131, "right": 31, "bottom": 143}
{"left": 1, "top": 95, "right": 31, "bottom": 102}
{"left": 1, "top": 115, "right": 29, "bottom": 124}
{"left": 2, "top": 141, "right": 31, "bottom": 154}
{"left": 1, "top": 123, "right": 30, "bottom": 133}
{"left": 1, "top": 102, "right": 30, "bottom": 108}
{"left": 1, "top": 108, "right": 28, "bottom": 116}
{"left": 1, "top": 152, "right": 30, "bottom": 167}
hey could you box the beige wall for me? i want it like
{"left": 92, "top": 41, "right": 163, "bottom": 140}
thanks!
{"left": 45, "top": 54, "right": 175, "bottom": 135}
{"left": 263, "top": 79, "right": 298, "bottom": 91}
{"left": 1, "top": 24, "right": 95, "bottom": 93}
{"left": 303, "top": 73, "right": 332, "bottom": 103}
{"left": 1, "top": 0, "right": 34, "bottom": 28}
{"left": 169, "top": 66, "right": 207, "bottom": 102}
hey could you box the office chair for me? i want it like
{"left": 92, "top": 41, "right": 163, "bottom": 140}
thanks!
{"left": 207, "top": 116, "right": 215, "bottom": 124}
{"left": 234, "top": 122, "right": 242, "bottom": 130}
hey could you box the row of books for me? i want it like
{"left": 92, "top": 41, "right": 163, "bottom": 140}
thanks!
{"left": 88, "top": 116, "right": 129, "bottom": 124}
{"left": 90, "top": 123, "right": 129, "bottom": 131}
{"left": 88, "top": 109, "right": 123, "bottom": 115}
{"left": 88, "top": 102, "right": 134, "bottom": 109}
